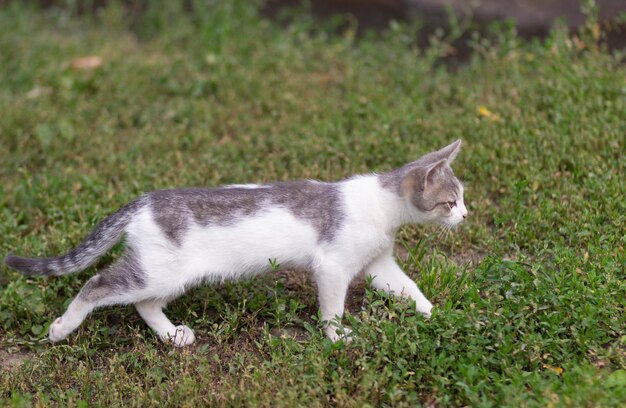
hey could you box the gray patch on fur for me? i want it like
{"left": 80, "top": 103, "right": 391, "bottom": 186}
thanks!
{"left": 271, "top": 181, "right": 344, "bottom": 242}
{"left": 379, "top": 160, "right": 461, "bottom": 212}
{"left": 79, "top": 250, "right": 145, "bottom": 302}
{"left": 416, "top": 165, "right": 461, "bottom": 211}
{"left": 148, "top": 181, "right": 344, "bottom": 243}
{"left": 380, "top": 140, "right": 462, "bottom": 198}
{"left": 378, "top": 167, "right": 406, "bottom": 195}
{"left": 148, "top": 188, "right": 265, "bottom": 244}
{"left": 5, "top": 197, "right": 147, "bottom": 276}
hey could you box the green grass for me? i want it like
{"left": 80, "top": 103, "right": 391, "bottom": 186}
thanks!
{"left": 1, "top": 1, "right": 625, "bottom": 406}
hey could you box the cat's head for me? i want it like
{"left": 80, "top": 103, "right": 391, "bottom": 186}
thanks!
{"left": 396, "top": 140, "right": 468, "bottom": 226}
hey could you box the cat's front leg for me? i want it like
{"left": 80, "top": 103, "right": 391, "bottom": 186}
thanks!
{"left": 365, "top": 248, "right": 433, "bottom": 316}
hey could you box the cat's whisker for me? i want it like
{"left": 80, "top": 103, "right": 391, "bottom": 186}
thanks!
{"left": 441, "top": 223, "right": 454, "bottom": 240}
{"left": 441, "top": 226, "right": 449, "bottom": 240}
{"left": 436, "top": 226, "right": 445, "bottom": 240}
{"left": 438, "top": 224, "right": 450, "bottom": 240}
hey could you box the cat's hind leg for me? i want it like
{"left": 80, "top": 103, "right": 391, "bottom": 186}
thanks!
{"left": 364, "top": 248, "right": 433, "bottom": 316}
{"left": 313, "top": 259, "right": 354, "bottom": 342}
{"left": 48, "top": 252, "right": 146, "bottom": 343}
{"left": 135, "top": 299, "right": 195, "bottom": 347}
{"left": 48, "top": 287, "right": 97, "bottom": 343}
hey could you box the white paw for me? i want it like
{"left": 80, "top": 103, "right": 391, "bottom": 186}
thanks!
{"left": 325, "top": 326, "right": 353, "bottom": 343}
{"left": 165, "top": 325, "right": 195, "bottom": 347}
{"left": 417, "top": 300, "right": 433, "bottom": 318}
{"left": 48, "top": 317, "right": 70, "bottom": 343}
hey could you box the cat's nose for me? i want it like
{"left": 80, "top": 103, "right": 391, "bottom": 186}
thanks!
{"left": 459, "top": 202, "right": 468, "bottom": 219}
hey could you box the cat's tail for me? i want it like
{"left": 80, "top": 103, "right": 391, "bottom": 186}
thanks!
{"left": 4, "top": 197, "right": 147, "bottom": 276}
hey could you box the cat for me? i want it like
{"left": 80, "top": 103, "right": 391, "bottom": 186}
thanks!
{"left": 4, "top": 140, "right": 467, "bottom": 347}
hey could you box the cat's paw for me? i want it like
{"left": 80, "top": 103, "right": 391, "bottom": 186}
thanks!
{"left": 325, "top": 326, "right": 353, "bottom": 343}
{"left": 166, "top": 325, "right": 196, "bottom": 347}
{"left": 416, "top": 300, "right": 433, "bottom": 318}
{"left": 48, "top": 317, "right": 71, "bottom": 343}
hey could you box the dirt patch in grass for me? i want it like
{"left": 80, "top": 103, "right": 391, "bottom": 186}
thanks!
{"left": 447, "top": 248, "right": 488, "bottom": 266}
{"left": 394, "top": 243, "right": 488, "bottom": 268}
{"left": 200, "top": 326, "right": 267, "bottom": 375}
{"left": 269, "top": 326, "right": 309, "bottom": 341}
{"left": 0, "top": 350, "right": 31, "bottom": 372}
{"left": 275, "top": 269, "right": 315, "bottom": 298}
{"left": 346, "top": 278, "right": 367, "bottom": 315}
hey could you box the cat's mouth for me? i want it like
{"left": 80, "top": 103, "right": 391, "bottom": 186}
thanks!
{"left": 440, "top": 215, "right": 465, "bottom": 229}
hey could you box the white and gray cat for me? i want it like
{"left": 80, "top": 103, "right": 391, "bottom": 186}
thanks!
{"left": 5, "top": 140, "right": 467, "bottom": 346}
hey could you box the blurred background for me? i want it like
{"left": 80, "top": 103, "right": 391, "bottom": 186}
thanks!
{"left": 9, "top": 0, "right": 626, "bottom": 55}
{"left": 267, "top": 1, "right": 626, "bottom": 47}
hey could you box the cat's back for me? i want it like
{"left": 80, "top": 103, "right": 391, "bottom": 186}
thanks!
{"left": 147, "top": 186, "right": 272, "bottom": 229}
{"left": 133, "top": 180, "right": 345, "bottom": 245}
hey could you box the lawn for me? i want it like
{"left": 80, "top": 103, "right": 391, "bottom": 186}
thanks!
{"left": 0, "top": 1, "right": 624, "bottom": 406}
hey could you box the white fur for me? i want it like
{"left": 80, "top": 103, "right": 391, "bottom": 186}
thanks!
{"left": 450, "top": 185, "right": 468, "bottom": 225}
{"left": 50, "top": 174, "right": 466, "bottom": 345}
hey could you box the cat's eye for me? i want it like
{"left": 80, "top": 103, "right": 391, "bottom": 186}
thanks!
{"left": 447, "top": 201, "right": 457, "bottom": 208}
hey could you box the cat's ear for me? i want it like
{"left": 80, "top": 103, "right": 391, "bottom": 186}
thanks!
{"left": 402, "top": 158, "right": 448, "bottom": 194}
{"left": 436, "top": 139, "right": 462, "bottom": 164}
{"left": 424, "top": 159, "right": 448, "bottom": 190}
{"left": 414, "top": 139, "right": 462, "bottom": 167}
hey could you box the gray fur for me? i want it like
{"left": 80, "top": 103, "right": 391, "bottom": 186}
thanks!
{"left": 378, "top": 166, "right": 407, "bottom": 195}
{"left": 4, "top": 197, "right": 147, "bottom": 276}
{"left": 79, "top": 251, "right": 145, "bottom": 302}
{"left": 379, "top": 140, "right": 463, "bottom": 212}
{"left": 148, "top": 181, "right": 344, "bottom": 243}
{"left": 415, "top": 164, "right": 461, "bottom": 211}
{"left": 272, "top": 181, "right": 344, "bottom": 242}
